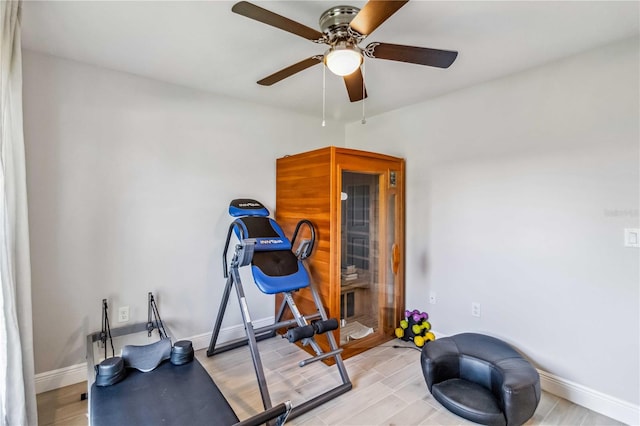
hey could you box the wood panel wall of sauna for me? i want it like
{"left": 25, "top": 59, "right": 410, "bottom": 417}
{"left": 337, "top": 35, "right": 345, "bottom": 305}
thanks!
{"left": 276, "top": 146, "right": 405, "bottom": 362}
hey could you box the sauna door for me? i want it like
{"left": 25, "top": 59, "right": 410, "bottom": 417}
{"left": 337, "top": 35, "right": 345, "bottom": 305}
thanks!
{"left": 339, "top": 169, "right": 400, "bottom": 346}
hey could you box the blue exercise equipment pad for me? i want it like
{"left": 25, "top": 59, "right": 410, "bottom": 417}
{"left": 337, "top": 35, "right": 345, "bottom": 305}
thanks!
{"left": 207, "top": 199, "right": 352, "bottom": 421}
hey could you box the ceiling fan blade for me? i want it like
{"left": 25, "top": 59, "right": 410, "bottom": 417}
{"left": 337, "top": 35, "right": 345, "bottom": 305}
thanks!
{"left": 232, "top": 1, "right": 324, "bottom": 41}
{"left": 365, "top": 42, "right": 458, "bottom": 68}
{"left": 349, "top": 0, "right": 409, "bottom": 36}
{"left": 257, "top": 56, "right": 323, "bottom": 86}
{"left": 343, "top": 68, "right": 368, "bottom": 102}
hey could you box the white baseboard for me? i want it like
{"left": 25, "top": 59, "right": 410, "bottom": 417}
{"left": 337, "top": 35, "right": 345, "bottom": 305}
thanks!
{"left": 188, "top": 316, "right": 276, "bottom": 352}
{"left": 538, "top": 369, "right": 639, "bottom": 425}
{"left": 36, "top": 323, "right": 640, "bottom": 425}
{"left": 35, "top": 316, "right": 275, "bottom": 394}
{"left": 35, "top": 363, "right": 88, "bottom": 394}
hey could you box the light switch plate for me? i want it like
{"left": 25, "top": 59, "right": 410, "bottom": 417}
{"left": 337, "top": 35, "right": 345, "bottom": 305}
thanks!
{"left": 624, "top": 229, "right": 640, "bottom": 248}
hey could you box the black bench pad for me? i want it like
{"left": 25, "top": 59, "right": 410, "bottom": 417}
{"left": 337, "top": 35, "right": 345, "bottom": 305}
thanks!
{"left": 91, "top": 359, "right": 239, "bottom": 426}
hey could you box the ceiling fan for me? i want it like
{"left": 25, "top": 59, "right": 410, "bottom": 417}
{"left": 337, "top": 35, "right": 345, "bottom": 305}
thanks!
{"left": 231, "top": 0, "right": 458, "bottom": 102}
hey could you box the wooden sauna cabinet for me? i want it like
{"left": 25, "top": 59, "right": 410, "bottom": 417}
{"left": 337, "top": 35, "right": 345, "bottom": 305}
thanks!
{"left": 275, "top": 146, "right": 405, "bottom": 361}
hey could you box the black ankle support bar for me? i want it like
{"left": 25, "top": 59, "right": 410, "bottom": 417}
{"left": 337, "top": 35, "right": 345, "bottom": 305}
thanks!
{"left": 285, "top": 318, "right": 339, "bottom": 343}
{"left": 313, "top": 319, "right": 339, "bottom": 334}
{"left": 285, "top": 325, "right": 315, "bottom": 343}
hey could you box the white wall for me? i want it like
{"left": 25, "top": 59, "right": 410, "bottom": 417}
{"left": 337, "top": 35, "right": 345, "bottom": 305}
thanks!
{"left": 346, "top": 37, "right": 639, "bottom": 409}
{"left": 22, "top": 51, "right": 344, "bottom": 375}
{"left": 22, "top": 35, "right": 640, "bottom": 421}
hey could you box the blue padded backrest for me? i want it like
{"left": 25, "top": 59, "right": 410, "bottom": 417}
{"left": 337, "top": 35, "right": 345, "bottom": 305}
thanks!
{"left": 227, "top": 199, "right": 308, "bottom": 294}
{"left": 232, "top": 217, "right": 292, "bottom": 252}
{"left": 228, "top": 199, "right": 292, "bottom": 252}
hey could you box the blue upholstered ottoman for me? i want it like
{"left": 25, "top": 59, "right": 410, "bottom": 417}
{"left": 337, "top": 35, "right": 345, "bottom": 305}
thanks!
{"left": 421, "top": 333, "right": 540, "bottom": 426}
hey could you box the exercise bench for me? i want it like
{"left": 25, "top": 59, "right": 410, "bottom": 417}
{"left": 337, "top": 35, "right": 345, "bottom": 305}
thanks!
{"left": 86, "top": 294, "right": 291, "bottom": 426}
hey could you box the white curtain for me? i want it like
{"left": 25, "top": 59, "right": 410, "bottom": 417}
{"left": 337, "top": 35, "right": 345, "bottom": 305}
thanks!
{"left": 0, "top": 1, "right": 37, "bottom": 425}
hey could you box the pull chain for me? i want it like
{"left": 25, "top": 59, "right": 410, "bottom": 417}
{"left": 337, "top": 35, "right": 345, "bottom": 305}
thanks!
{"left": 322, "top": 61, "right": 326, "bottom": 127}
{"left": 361, "top": 59, "right": 366, "bottom": 124}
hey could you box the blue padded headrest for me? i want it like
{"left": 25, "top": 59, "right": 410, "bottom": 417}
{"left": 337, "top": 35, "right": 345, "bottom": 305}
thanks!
{"left": 229, "top": 199, "right": 269, "bottom": 217}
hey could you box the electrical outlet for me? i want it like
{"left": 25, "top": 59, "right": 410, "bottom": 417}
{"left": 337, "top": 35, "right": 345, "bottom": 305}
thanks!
{"left": 118, "top": 306, "right": 129, "bottom": 323}
{"left": 471, "top": 302, "right": 481, "bottom": 318}
{"left": 429, "top": 292, "right": 437, "bottom": 304}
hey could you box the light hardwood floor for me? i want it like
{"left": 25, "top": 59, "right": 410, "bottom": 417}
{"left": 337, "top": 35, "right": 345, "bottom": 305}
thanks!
{"left": 38, "top": 337, "right": 624, "bottom": 425}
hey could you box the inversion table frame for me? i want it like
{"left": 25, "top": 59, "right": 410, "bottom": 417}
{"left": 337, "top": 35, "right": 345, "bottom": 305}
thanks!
{"left": 207, "top": 203, "right": 352, "bottom": 422}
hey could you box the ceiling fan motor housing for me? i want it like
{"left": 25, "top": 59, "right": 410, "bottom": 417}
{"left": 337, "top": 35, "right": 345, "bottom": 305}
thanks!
{"left": 231, "top": 1, "right": 458, "bottom": 102}
{"left": 319, "top": 5, "right": 361, "bottom": 43}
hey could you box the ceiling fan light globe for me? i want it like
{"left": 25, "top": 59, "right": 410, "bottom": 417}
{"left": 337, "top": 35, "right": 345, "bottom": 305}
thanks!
{"left": 326, "top": 48, "right": 362, "bottom": 76}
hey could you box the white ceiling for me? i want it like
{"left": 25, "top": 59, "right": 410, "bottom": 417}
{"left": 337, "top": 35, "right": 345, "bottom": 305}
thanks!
{"left": 21, "top": 1, "right": 639, "bottom": 123}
